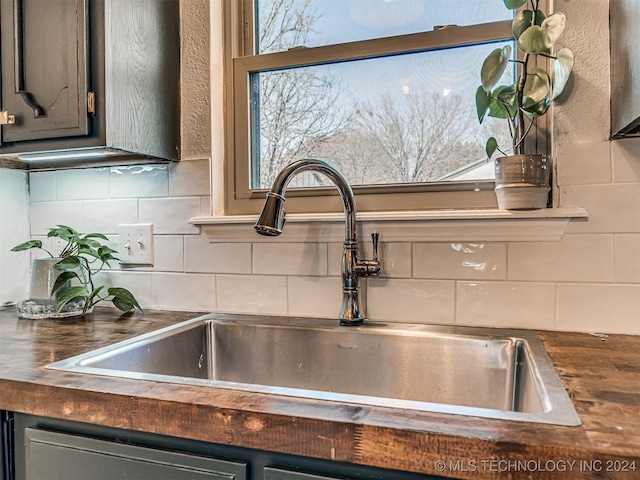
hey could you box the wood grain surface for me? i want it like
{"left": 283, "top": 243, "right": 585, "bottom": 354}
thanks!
{"left": 0, "top": 307, "right": 639, "bottom": 479}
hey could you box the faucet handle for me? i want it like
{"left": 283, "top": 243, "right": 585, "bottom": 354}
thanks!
{"left": 371, "top": 230, "right": 379, "bottom": 262}
{"left": 355, "top": 231, "right": 381, "bottom": 277}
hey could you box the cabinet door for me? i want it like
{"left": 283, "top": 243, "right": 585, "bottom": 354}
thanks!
{"left": 1, "top": 412, "right": 14, "bottom": 480}
{"left": 25, "top": 428, "right": 247, "bottom": 480}
{"left": 0, "top": 0, "right": 90, "bottom": 144}
{"left": 264, "top": 467, "right": 347, "bottom": 480}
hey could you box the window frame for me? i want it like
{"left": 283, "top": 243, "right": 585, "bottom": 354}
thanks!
{"left": 223, "top": 0, "right": 549, "bottom": 215}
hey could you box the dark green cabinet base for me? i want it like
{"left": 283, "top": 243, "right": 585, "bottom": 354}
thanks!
{"left": 13, "top": 414, "right": 444, "bottom": 480}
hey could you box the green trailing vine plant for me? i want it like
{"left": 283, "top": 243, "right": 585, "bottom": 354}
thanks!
{"left": 11, "top": 225, "right": 141, "bottom": 315}
{"left": 476, "top": 0, "right": 574, "bottom": 158}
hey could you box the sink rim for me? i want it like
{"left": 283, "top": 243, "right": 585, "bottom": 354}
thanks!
{"left": 46, "top": 313, "right": 582, "bottom": 427}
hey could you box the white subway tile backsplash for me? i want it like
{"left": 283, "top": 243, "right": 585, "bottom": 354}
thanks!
{"left": 508, "top": 234, "right": 614, "bottom": 282}
{"left": 151, "top": 272, "right": 215, "bottom": 311}
{"left": 370, "top": 241, "right": 412, "bottom": 278}
{"left": 56, "top": 168, "right": 110, "bottom": 200}
{"left": 556, "top": 141, "right": 612, "bottom": 186}
{"left": 327, "top": 243, "right": 343, "bottom": 276}
{"left": 328, "top": 242, "right": 412, "bottom": 278}
{"left": 29, "top": 171, "right": 56, "bottom": 202}
{"left": 199, "top": 195, "right": 212, "bottom": 216}
{"left": 562, "top": 184, "right": 640, "bottom": 233}
{"left": 288, "top": 276, "right": 342, "bottom": 318}
{"left": 17, "top": 141, "right": 640, "bottom": 334}
{"left": 103, "top": 235, "right": 121, "bottom": 270}
{"left": 377, "top": 242, "right": 413, "bottom": 278}
{"left": 185, "top": 234, "right": 251, "bottom": 273}
{"left": 367, "top": 278, "right": 455, "bottom": 324}
{"left": 169, "top": 159, "right": 210, "bottom": 197}
{"left": 28, "top": 236, "right": 47, "bottom": 262}
{"left": 557, "top": 284, "right": 640, "bottom": 334}
{"left": 31, "top": 201, "right": 83, "bottom": 235}
{"left": 456, "top": 281, "right": 556, "bottom": 330}
{"left": 139, "top": 197, "right": 200, "bottom": 234}
{"left": 82, "top": 199, "right": 139, "bottom": 234}
{"left": 253, "top": 243, "right": 327, "bottom": 276}
{"left": 614, "top": 234, "right": 640, "bottom": 283}
{"left": 110, "top": 165, "right": 169, "bottom": 198}
{"left": 611, "top": 138, "right": 640, "bottom": 183}
{"left": 413, "top": 243, "right": 507, "bottom": 280}
{"left": 153, "top": 235, "right": 185, "bottom": 272}
{"left": 216, "top": 274, "right": 287, "bottom": 315}
{"left": 94, "top": 270, "right": 153, "bottom": 309}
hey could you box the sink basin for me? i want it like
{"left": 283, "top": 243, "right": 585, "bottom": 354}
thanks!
{"left": 48, "top": 313, "right": 581, "bottom": 426}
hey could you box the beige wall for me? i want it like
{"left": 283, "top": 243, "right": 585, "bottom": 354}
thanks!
{"left": 22, "top": 0, "right": 640, "bottom": 334}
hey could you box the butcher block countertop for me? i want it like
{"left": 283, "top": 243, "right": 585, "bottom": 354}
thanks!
{"left": 1, "top": 307, "right": 639, "bottom": 479}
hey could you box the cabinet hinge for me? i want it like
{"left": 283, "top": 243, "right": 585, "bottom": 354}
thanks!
{"left": 87, "top": 91, "right": 96, "bottom": 115}
{"left": 0, "top": 111, "right": 15, "bottom": 125}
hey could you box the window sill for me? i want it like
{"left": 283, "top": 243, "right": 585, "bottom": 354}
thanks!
{"left": 190, "top": 207, "right": 588, "bottom": 243}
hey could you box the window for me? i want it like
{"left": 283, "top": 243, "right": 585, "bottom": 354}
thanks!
{"left": 225, "top": 0, "right": 541, "bottom": 214}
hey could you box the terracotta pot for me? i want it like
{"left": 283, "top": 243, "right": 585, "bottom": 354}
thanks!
{"left": 494, "top": 154, "right": 551, "bottom": 210}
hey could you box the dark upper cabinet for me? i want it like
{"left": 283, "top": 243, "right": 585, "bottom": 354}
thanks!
{"left": 0, "top": 0, "right": 180, "bottom": 169}
{"left": 610, "top": 0, "right": 640, "bottom": 138}
{"left": 0, "top": 0, "right": 90, "bottom": 144}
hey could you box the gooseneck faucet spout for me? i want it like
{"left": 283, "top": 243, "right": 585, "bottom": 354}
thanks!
{"left": 254, "top": 158, "right": 380, "bottom": 326}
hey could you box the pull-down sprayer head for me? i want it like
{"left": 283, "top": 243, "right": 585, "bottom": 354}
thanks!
{"left": 254, "top": 192, "right": 286, "bottom": 236}
{"left": 253, "top": 158, "right": 357, "bottom": 240}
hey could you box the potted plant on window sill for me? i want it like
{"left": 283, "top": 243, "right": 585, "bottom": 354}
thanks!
{"left": 476, "top": 0, "right": 574, "bottom": 209}
{"left": 11, "top": 225, "right": 141, "bottom": 319}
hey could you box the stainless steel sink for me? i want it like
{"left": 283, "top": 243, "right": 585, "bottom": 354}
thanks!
{"left": 47, "top": 313, "right": 581, "bottom": 426}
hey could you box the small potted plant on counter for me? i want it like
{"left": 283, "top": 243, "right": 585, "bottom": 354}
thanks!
{"left": 11, "top": 225, "right": 141, "bottom": 319}
{"left": 475, "top": 0, "right": 574, "bottom": 209}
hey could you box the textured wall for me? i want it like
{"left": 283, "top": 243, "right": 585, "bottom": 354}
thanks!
{"left": 552, "top": 0, "right": 611, "bottom": 145}
{"left": 180, "top": 0, "right": 212, "bottom": 160}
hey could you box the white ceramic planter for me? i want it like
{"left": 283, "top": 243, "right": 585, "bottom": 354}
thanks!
{"left": 494, "top": 154, "right": 551, "bottom": 210}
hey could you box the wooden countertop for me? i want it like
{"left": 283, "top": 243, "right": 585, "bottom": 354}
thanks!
{"left": 0, "top": 307, "right": 639, "bottom": 479}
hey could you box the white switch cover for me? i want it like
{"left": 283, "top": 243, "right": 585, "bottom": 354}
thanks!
{"left": 118, "top": 223, "right": 154, "bottom": 265}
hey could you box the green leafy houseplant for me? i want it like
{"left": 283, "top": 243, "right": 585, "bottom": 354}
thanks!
{"left": 475, "top": 0, "right": 574, "bottom": 158}
{"left": 12, "top": 225, "right": 141, "bottom": 315}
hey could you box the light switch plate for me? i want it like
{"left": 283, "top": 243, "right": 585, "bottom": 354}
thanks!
{"left": 118, "top": 223, "right": 154, "bottom": 265}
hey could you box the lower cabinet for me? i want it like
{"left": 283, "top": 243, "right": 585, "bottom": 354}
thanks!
{"left": 1, "top": 412, "right": 14, "bottom": 480}
{"left": 12, "top": 414, "right": 443, "bottom": 480}
{"left": 24, "top": 428, "right": 246, "bottom": 480}
{"left": 264, "top": 467, "right": 346, "bottom": 480}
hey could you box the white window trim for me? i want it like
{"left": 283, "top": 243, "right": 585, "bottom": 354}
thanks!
{"left": 223, "top": 0, "right": 539, "bottom": 215}
{"left": 201, "top": 0, "right": 588, "bottom": 238}
{"left": 190, "top": 207, "right": 588, "bottom": 243}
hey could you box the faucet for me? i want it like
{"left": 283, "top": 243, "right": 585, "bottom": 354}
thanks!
{"left": 254, "top": 158, "right": 380, "bottom": 326}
